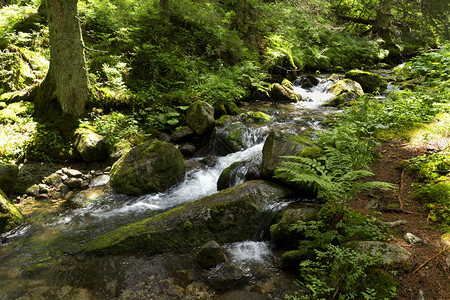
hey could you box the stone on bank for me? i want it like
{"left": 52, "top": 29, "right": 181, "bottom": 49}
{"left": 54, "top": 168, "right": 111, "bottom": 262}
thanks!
{"left": 110, "top": 139, "right": 185, "bottom": 195}
{"left": 0, "top": 190, "right": 24, "bottom": 233}
{"left": 81, "top": 180, "right": 292, "bottom": 254}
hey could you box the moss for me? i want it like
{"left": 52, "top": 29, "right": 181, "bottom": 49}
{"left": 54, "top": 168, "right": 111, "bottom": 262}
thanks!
{"left": 225, "top": 102, "right": 241, "bottom": 116}
{"left": 365, "top": 268, "right": 398, "bottom": 299}
{"left": 281, "top": 78, "right": 294, "bottom": 90}
{"left": 300, "top": 147, "right": 324, "bottom": 159}
{"left": 0, "top": 190, "right": 24, "bottom": 233}
{"left": 241, "top": 111, "right": 271, "bottom": 123}
{"left": 345, "top": 70, "right": 387, "bottom": 93}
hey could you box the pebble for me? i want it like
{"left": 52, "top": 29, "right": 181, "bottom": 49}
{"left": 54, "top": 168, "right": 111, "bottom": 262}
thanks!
{"left": 386, "top": 220, "right": 408, "bottom": 227}
{"left": 62, "top": 168, "right": 83, "bottom": 178}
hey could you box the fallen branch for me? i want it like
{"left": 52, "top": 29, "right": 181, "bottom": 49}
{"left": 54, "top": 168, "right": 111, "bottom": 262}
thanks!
{"left": 412, "top": 246, "right": 450, "bottom": 275}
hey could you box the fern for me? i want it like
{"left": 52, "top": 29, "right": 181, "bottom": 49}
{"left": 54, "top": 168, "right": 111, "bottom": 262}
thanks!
{"left": 274, "top": 146, "right": 393, "bottom": 201}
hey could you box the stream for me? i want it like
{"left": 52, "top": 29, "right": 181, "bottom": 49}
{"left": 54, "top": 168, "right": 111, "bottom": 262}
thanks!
{"left": 0, "top": 77, "right": 338, "bottom": 299}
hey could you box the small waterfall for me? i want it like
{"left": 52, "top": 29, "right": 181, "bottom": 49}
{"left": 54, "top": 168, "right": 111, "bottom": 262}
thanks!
{"left": 294, "top": 78, "right": 335, "bottom": 109}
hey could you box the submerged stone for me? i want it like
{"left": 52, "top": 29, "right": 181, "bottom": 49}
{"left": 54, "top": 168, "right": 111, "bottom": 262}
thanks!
{"left": 81, "top": 180, "right": 291, "bottom": 254}
{"left": 196, "top": 240, "right": 228, "bottom": 269}
{"left": 0, "top": 190, "right": 24, "bottom": 234}
{"left": 110, "top": 139, "right": 185, "bottom": 196}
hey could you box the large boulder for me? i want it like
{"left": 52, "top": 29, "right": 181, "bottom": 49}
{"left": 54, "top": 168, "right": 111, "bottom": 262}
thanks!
{"left": 73, "top": 128, "right": 108, "bottom": 162}
{"left": 186, "top": 100, "right": 215, "bottom": 135}
{"left": 342, "top": 241, "right": 411, "bottom": 264}
{"left": 328, "top": 79, "right": 364, "bottom": 96}
{"left": 261, "top": 130, "right": 311, "bottom": 178}
{"left": 217, "top": 161, "right": 248, "bottom": 191}
{"left": 81, "top": 180, "right": 292, "bottom": 254}
{"left": 0, "top": 190, "right": 24, "bottom": 233}
{"left": 345, "top": 70, "right": 387, "bottom": 93}
{"left": 110, "top": 139, "right": 185, "bottom": 195}
{"left": 268, "top": 83, "right": 300, "bottom": 103}
{"left": 0, "top": 161, "right": 19, "bottom": 195}
{"left": 324, "top": 91, "right": 361, "bottom": 107}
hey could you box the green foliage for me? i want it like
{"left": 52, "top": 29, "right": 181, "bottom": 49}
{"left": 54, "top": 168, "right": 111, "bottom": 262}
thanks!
{"left": 414, "top": 182, "right": 450, "bottom": 231}
{"left": 27, "top": 124, "right": 74, "bottom": 162}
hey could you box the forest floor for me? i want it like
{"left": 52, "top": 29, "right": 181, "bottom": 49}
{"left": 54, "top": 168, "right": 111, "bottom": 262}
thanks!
{"left": 350, "top": 140, "right": 450, "bottom": 300}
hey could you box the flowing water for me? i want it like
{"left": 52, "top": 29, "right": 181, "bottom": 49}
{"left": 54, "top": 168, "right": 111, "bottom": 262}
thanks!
{"left": 0, "top": 76, "right": 338, "bottom": 299}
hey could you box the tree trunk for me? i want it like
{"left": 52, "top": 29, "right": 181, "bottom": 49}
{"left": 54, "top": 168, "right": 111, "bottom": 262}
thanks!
{"left": 33, "top": 0, "right": 89, "bottom": 120}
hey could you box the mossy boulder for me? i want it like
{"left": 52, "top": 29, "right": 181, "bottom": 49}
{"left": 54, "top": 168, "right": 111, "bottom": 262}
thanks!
{"left": 0, "top": 190, "right": 24, "bottom": 234}
{"left": 0, "top": 161, "right": 19, "bottom": 195}
{"left": 0, "top": 47, "right": 36, "bottom": 94}
{"left": 73, "top": 128, "right": 108, "bottom": 162}
{"left": 241, "top": 111, "right": 271, "bottom": 123}
{"left": 110, "top": 139, "right": 185, "bottom": 196}
{"left": 186, "top": 100, "right": 215, "bottom": 135}
{"left": 281, "top": 78, "right": 294, "bottom": 91}
{"left": 270, "top": 203, "right": 322, "bottom": 248}
{"left": 268, "top": 83, "right": 300, "bottom": 103}
{"left": 81, "top": 180, "right": 292, "bottom": 254}
{"left": 299, "top": 147, "right": 324, "bottom": 159}
{"left": 324, "top": 91, "right": 361, "bottom": 107}
{"left": 342, "top": 241, "right": 411, "bottom": 264}
{"left": 225, "top": 102, "right": 241, "bottom": 116}
{"left": 345, "top": 70, "right": 387, "bottom": 93}
{"left": 209, "top": 123, "right": 250, "bottom": 155}
{"left": 196, "top": 240, "right": 228, "bottom": 269}
{"left": 328, "top": 79, "right": 364, "bottom": 96}
{"left": 261, "top": 130, "right": 312, "bottom": 178}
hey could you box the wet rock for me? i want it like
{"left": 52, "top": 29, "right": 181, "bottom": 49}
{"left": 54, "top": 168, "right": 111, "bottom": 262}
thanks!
{"left": 36, "top": 193, "right": 49, "bottom": 200}
{"left": 80, "top": 180, "right": 90, "bottom": 190}
{"left": 62, "top": 168, "right": 83, "bottom": 178}
{"left": 60, "top": 184, "right": 70, "bottom": 198}
{"left": 203, "top": 263, "right": 249, "bottom": 291}
{"left": 261, "top": 130, "right": 311, "bottom": 178}
{"left": 217, "top": 161, "right": 247, "bottom": 191}
{"left": 225, "top": 102, "right": 241, "bottom": 116}
{"left": 268, "top": 83, "right": 300, "bottom": 103}
{"left": 38, "top": 183, "right": 50, "bottom": 194}
{"left": 89, "top": 174, "right": 110, "bottom": 188}
{"left": 196, "top": 240, "right": 228, "bottom": 269}
{"left": 342, "top": 241, "right": 411, "bottom": 264}
{"left": 324, "top": 91, "right": 361, "bottom": 107}
{"left": 217, "top": 290, "right": 271, "bottom": 300}
{"left": 299, "top": 75, "right": 320, "bottom": 88}
{"left": 73, "top": 128, "right": 108, "bottom": 162}
{"left": 0, "top": 161, "right": 18, "bottom": 195}
{"left": 345, "top": 69, "right": 387, "bottom": 93}
{"left": 245, "top": 165, "right": 261, "bottom": 181}
{"left": 270, "top": 203, "right": 322, "bottom": 248}
{"left": 64, "top": 178, "right": 82, "bottom": 189}
{"left": 179, "top": 143, "right": 196, "bottom": 157}
{"left": 241, "top": 111, "right": 271, "bottom": 123}
{"left": 281, "top": 78, "right": 294, "bottom": 90}
{"left": 208, "top": 123, "right": 251, "bottom": 155}
{"left": 82, "top": 180, "right": 292, "bottom": 254}
{"left": 0, "top": 190, "right": 24, "bottom": 233}
{"left": 328, "top": 79, "right": 364, "bottom": 96}
{"left": 110, "top": 139, "right": 185, "bottom": 196}
{"left": 172, "top": 126, "right": 195, "bottom": 143}
{"left": 186, "top": 100, "right": 215, "bottom": 135}
{"left": 69, "top": 189, "right": 106, "bottom": 208}
{"left": 403, "top": 233, "right": 428, "bottom": 245}
{"left": 43, "top": 173, "right": 62, "bottom": 186}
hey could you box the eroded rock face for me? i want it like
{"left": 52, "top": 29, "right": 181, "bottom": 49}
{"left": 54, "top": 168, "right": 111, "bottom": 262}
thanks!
{"left": 110, "top": 139, "right": 185, "bottom": 195}
{"left": 0, "top": 161, "right": 18, "bottom": 195}
{"left": 81, "top": 180, "right": 292, "bottom": 254}
{"left": 345, "top": 70, "right": 387, "bottom": 93}
{"left": 0, "top": 190, "right": 23, "bottom": 234}
{"left": 73, "top": 128, "right": 108, "bottom": 162}
{"left": 261, "top": 130, "right": 310, "bottom": 178}
{"left": 186, "top": 101, "right": 215, "bottom": 135}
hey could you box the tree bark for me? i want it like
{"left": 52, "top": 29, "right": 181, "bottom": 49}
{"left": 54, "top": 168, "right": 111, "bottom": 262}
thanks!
{"left": 33, "top": 0, "right": 89, "bottom": 120}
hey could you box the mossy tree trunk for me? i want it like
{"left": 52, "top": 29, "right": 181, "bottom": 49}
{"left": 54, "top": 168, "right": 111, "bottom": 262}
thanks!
{"left": 33, "top": 0, "right": 89, "bottom": 121}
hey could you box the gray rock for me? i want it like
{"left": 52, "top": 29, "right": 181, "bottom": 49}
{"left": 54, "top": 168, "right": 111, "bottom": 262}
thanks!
{"left": 82, "top": 180, "right": 292, "bottom": 254}
{"left": 73, "top": 128, "right": 108, "bottom": 162}
{"left": 261, "top": 130, "right": 310, "bottom": 178}
{"left": 0, "top": 161, "right": 18, "bottom": 195}
{"left": 418, "top": 289, "right": 425, "bottom": 300}
{"left": 179, "top": 143, "right": 196, "bottom": 157}
{"left": 89, "top": 175, "right": 110, "bottom": 188}
{"left": 60, "top": 184, "right": 70, "bottom": 198}
{"left": 216, "top": 291, "right": 271, "bottom": 300}
{"left": 62, "top": 168, "right": 83, "bottom": 178}
{"left": 172, "top": 126, "right": 195, "bottom": 142}
{"left": 64, "top": 178, "right": 82, "bottom": 189}
{"left": 403, "top": 233, "right": 427, "bottom": 245}
{"left": 38, "top": 183, "right": 50, "bottom": 194}
{"left": 203, "top": 263, "right": 249, "bottom": 291}
{"left": 196, "top": 241, "right": 228, "bottom": 269}
{"left": 110, "top": 139, "right": 185, "bottom": 196}
{"left": 342, "top": 241, "right": 411, "bottom": 264}
{"left": 186, "top": 101, "right": 215, "bottom": 135}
